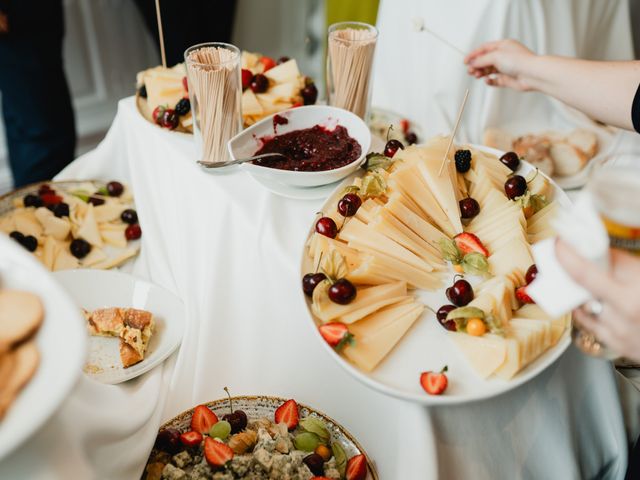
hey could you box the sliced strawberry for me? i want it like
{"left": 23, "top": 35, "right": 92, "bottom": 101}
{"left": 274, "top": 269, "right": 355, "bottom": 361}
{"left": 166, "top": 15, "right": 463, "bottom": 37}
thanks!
{"left": 38, "top": 184, "right": 53, "bottom": 195}
{"left": 258, "top": 56, "right": 276, "bottom": 72}
{"left": 40, "top": 193, "right": 63, "bottom": 206}
{"left": 152, "top": 105, "right": 166, "bottom": 125}
{"left": 399, "top": 118, "right": 410, "bottom": 134}
{"left": 182, "top": 76, "right": 188, "bottom": 93}
{"left": 204, "top": 436, "right": 233, "bottom": 467}
{"left": 319, "top": 322, "right": 353, "bottom": 349}
{"left": 274, "top": 399, "right": 299, "bottom": 430}
{"left": 241, "top": 69, "right": 253, "bottom": 90}
{"left": 292, "top": 101, "right": 303, "bottom": 108}
{"left": 346, "top": 454, "right": 368, "bottom": 480}
{"left": 420, "top": 366, "right": 448, "bottom": 395}
{"left": 180, "top": 430, "right": 203, "bottom": 447}
{"left": 516, "top": 286, "right": 535, "bottom": 304}
{"left": 454, "top": 232, "right": 489, "bottom": 257}
{"left": 190, "top": 405, "right": 218, "bottom": 434}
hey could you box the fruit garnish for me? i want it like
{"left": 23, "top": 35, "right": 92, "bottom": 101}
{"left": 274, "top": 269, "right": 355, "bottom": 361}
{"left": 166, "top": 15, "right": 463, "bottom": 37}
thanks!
{"left": 315, "top": 217, "right": 338, "bottom": 238}
{"left": 436, "top": 304, "right": 457, "bottom": 331}
{"left": 516, "top": 286, "right": 535, "bottom": 304}
{"left": 318, "top": 322, "right": 354, "bottom": 351}
{"left": 241, "top": 69, "right": 253, "bottom": 90}
{"left": 405, "top": 131, "right": 418, "bottom": 145}
{"left": 303, "top": 453, "right": 325, "bottom": 476}
{"left": 454, "top": 149, "right": 471, "bottom": 173}
{"left": 222, "top": 387, "right": 248, "bottom": 434}
{"left": 504, "top": 174, "right": 527, "bottom": 200}
{"left": 258, "top": 56, "right": 276, "bottom": 72}
{"left": 277, "top": 56, "right": 290, "bottom": 64}
{"left": 121, "top": 209, "right": 138, "bottom": 224}
{"left": 525, "top": 264, "right": 538, "bottom": 285}
{"left": 88, "top": 196, "right": 105, "bottom": 206}
{"left": 454, "top": 233, "right": 489, "bottom": 257}
{"left": 209, "top": 420, "right": 232, "bottom": 440}
{"left": 180, "top": 430, "right": 203, "bottom": 447}
{"left": 155, "top": 428, "right": 182, "bottom": 454}
{"left": 18, "top": 235, "right": 38, "bottom": 253}
{"left": 420, "top": 366, "right": 449, "bottom": 396}
{"left": 294, "top": 432, "right": 321, "bottom": 452}
{"left": 399, "top": 118, "right": 410, "bottom": 133}
{"left": 152, "top": 105, "right": 166, "bottom": 125}
{"left": 106, "top": 181, "right": 124, "bottom": 197}
{"left": 466, "top": 318, "right": 487, "bottom": 336}
{"left": 250, "top": 73, "right": 269, "bottom": 93}
{"left": 52, "top": 202, "right": 70, "bottom": 218}
{"left": 332, "top": 441, "right": 347, "bottom": 476}
{"left": 70, "top": 239, "right": 91, "bottom": 259}
{"left": 446, "top": 278, "right": 473, "bottom": 307}
{"left": 460, "top": 252, "right": 489, "bottom": 276}
{"left": 125, "top": 224, "right": 142, "bottom": 240}
{"left": 346, "top": 453, "right": 368, "bottom": 480}
{"left": 459, "top": 197, "right": 480, "bottom": 219}
{"left": 438, "top": 238, "right": 489, "bottom": 275}
{"left": 383, "top": 139, "right": 404, "bottom": 158}
{"left": 515, "top": 190, "right": 548, "bottom": 218}
{"left": 315, "top": 444, "right": 332, "bottom": 462}
{"left": 175, "top": 98, "right": 190, "bottom": 116}
{"left": 299, "top": 417, "right": 330, "bottom": 443}
{"left": 40, "top": 193, "right": 63, "bottom": 206}
{"left": 161, "top": 109, "right": 179, "bottom": 130}
{"left": 360, "top": 170, "right": 387, "bottom": 198}
{"left": 499, "top": 151, "right": 520, "bottom": 171}
{"left": 204, "top": 436, "right": 234, "bottom": 468}
{"left": 445, "top": 306, "right": 485, "bottom": 321}
{"left": 362, "top": 152, "right": 393, "bottom": 172}
{"left": 328, "top": 278, "right": 356, "bottom": 305}
{"left": 274, "top": 399, "right": 299, "bottom": 430}
{"left": 301, "top": 82, "right": 318, "bottom": 105}
{"left": 23, "top": 194, "right": 43, "bottom": 208}
{"left": 337, "top": 193, "right": 362, "bottom": 217}
{"left": 9, "top": 231, "right": 23, "bottom": 243}
{"left": 190, "top": 404, "right": 219, "bottom": 434}
{"left": 303, "top": 272, "right": 328, "bottom": 297}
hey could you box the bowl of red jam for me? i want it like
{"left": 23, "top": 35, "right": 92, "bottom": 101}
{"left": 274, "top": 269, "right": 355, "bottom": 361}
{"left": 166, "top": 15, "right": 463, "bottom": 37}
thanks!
{"left": 228, "top": 105, "right": 371, "bottom": 187}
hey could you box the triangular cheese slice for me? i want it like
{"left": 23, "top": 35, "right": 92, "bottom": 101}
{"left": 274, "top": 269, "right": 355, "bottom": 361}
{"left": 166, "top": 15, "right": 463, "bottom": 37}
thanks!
{"left": 449, "top": 332, "right": 507, "bottom": 378}
{"left": 53, "top": 245, "right": 80, "bottom": 271}
{"left": 81, "top": 246, "right": 108, "bottom": 268}
{"left": 76, "top": 204, "right": 103, "bottom": 247}
{"left": 15, "top": 208, "right": 44, "bottom": 238}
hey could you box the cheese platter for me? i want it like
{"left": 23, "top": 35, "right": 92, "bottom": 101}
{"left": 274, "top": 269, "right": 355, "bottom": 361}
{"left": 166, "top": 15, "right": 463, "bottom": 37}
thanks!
{"left": 300, "top": 136, "right": 571, "bottom": 404}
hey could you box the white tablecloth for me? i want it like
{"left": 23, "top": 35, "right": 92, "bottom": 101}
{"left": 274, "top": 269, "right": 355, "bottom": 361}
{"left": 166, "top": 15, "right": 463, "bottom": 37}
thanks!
{"left": 1, "top": 97, "right": 638, "bottom": 479}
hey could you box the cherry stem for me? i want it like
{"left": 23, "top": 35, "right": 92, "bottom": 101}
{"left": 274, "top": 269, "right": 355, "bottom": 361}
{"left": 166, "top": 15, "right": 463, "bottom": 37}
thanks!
{"left": 386, "top": 124, "right": 393, "bottom": 143}
{"left": 224, "top": 387, "right": 233, "bottom": 414}
{"left": 440, "top": 365, "right": 449, "bottom": 374}
{"left": 527, "top": 168, "right": 539, "bottom": 184}
{"left": 453, "top": 273, "right": 464, "bottom": 283}
{"left": 314, "top": 251, "right": 324, "bottom": 274}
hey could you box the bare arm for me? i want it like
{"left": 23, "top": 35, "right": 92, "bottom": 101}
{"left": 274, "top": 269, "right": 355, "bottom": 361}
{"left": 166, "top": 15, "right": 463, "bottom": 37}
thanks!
{"left": 464, "top": 39, "right": 640, "bottom": 131}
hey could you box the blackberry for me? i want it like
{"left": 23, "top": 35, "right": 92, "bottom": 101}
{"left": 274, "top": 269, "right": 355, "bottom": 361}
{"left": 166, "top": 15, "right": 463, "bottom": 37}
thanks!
{"left": 405, "top": 132, "right": 418, "bottom": 145}
{"left": 23, "top": 194, "right": 43, "bottom": 208}
{"left": 138, "top": 84, "right": 147, "bottom": 98}
{"left": 53, "top": 202, "right": 70, "bottom": 218}
{"left": 454, "top": 149, "right": 472, "bottom": 173}
{"left": 70, "top": 239, "right": 91, "bottom": 259}
{"left": 120, "top": 209, "right": 138, "bottom": 224}
{"left": 9, "top": 231, "right": 24, "bottom": 243}
{"left": 21, "top": 235, "right": 38, "bottom": 252}
{"left": 175, "top": 98, "right": 190, "bottom": 116}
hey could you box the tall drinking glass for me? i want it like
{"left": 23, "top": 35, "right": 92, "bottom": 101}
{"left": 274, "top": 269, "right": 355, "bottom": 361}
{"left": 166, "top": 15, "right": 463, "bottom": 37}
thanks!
{"left": 184, "top": 42, "right": 242, "bottom": 164}
{"left": 326, "top": 21, "right": 378, "bottom": 120}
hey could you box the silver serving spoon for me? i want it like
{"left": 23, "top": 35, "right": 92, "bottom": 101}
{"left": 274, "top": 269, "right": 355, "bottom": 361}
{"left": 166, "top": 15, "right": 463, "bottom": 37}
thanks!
{"left": 198, "top": 153, "right": 287, "bottom": 169}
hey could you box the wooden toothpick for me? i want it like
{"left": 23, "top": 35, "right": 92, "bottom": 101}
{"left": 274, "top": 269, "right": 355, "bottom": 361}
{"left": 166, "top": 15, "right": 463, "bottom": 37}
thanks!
{"left": 438, "top": 88, "right": 470, "bottom": 177}
{"left": 413, "top": 18, "right": 466, "bottom": 58}
{"left": 155, "top": 0, "right": 167, "bottom": 68}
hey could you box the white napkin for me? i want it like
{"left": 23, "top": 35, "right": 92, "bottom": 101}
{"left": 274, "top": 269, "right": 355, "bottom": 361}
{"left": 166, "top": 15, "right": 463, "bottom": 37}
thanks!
{"left": 527, "top": 192, "right": 609, "bottom": 317}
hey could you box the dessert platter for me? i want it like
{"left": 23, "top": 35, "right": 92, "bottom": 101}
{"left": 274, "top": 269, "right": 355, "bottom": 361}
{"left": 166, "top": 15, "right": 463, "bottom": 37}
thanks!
{"left": 143, "top": 394, "right": 376, "bottom": 480}
{"left": 483, "top": 126, "right": 613, "bottom": 189}
{"left": 0, "top": 180, "right": 141, "bottom": 271}
{"left": 0, "top": 234, "right": 86, "bottom": 460}
{"left": 300, "top": 135, "right": 571, "bottom": 404}
{"left": 136, "top": 51, "right": 318, "bottom": 133}
{"left": 54, "top": 269, "right": 185, "bottom": 384}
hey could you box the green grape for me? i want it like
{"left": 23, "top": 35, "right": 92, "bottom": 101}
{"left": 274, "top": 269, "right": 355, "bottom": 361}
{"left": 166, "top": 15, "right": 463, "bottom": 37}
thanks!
{"left": 209, "top": 420, "right": 231, "bottom": 440}
{"left": 293, "top": 432, "right": 321, "bottom": 452}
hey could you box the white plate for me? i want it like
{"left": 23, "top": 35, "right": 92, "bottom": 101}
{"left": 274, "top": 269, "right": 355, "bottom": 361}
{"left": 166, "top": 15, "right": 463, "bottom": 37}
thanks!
{"left": 246, "top": 172, "right": 355, "bottom": 201}
{"left": 300, "top": 144, "right": 572, "bottom": 405}
{"left": 53, "top": 269, "right": 185, "bottom": 384}
{"left": 0, "top": 235, "right": 87, "bottom": 460}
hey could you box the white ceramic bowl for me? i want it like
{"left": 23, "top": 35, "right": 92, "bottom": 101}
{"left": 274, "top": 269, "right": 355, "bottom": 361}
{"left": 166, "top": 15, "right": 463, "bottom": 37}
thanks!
{"left": 228, "top": 105, "right": 371, "bottom": 188}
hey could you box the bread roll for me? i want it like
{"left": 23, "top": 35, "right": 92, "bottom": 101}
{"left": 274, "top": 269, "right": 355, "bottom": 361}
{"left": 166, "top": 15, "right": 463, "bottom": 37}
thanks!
{"left": 567, "top": 129, "right": 598, "bottom": 158}
{"left": 513, "top": 135, "right": 554, "bottom": 176}
{"left": 549, "top": 142, "right": 588, "bottom": 176}
{"left": 483, "top": 128, "right": 514, "bottom": 152}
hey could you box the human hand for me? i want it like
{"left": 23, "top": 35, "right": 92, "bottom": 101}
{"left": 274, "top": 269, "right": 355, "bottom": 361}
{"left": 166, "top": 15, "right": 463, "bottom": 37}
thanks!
{"left": 464, "top": 39, "right": 537, "bottom": 91}
{"left": 556, "top": 239, "right": 640, "bottom": 363}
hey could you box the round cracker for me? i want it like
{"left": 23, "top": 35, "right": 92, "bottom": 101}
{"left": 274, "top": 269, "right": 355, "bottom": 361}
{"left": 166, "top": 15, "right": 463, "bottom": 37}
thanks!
{"left": 0, "top": 341, "right": 40, "bottom": 419}
{"left": 0, "top": 290, "right": 44, "bottom": 351}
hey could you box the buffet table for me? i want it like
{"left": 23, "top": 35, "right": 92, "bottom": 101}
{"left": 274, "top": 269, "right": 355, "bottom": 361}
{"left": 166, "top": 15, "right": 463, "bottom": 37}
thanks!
{"left": 1, "top": 97, "right": 639, "bottom": 479}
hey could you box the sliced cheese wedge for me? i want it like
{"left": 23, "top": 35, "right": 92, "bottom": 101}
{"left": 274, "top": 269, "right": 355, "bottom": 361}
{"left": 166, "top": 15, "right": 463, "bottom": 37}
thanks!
{"left": 448, "top": 332, "right": 507, "bottom": 378}
{"left": 75, "top": 203, "right": 103, "bottom": 247}
{"left": 14, "top": 209, "right": 43, "bottom": 238}
{"left": 339, "top": 295, "right": 410, "bottom": 325}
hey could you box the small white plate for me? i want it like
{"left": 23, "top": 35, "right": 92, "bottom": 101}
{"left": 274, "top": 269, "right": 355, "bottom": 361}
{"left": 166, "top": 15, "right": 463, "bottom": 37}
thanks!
{"left": 246, "top": 172, "right": 353, "bottom": 201}
{"left": 0, "top": 235, "right": 86, "bottom": 461}
{"left": 53, "top": 269, "right": 185, "bottom": 384}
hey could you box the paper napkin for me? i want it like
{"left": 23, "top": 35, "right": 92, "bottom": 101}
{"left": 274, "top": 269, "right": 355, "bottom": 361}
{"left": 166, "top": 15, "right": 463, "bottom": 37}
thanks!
{"left": 527, "top": 192, "right": 609, "bottom": 318}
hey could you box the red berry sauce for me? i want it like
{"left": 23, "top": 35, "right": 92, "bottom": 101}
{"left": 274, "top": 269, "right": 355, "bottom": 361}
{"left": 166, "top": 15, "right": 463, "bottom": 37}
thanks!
{"left": 253, "top": 124, "right": 361, "bottom": 172}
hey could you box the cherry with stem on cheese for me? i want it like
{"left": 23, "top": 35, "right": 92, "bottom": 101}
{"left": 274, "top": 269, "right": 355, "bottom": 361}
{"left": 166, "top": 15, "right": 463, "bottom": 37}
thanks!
{"left": 405, "top": 132, "right": 418, "bottom": 145}
{"left": 436, "top": 304, "right": 457, "bottom": 331}
{"left": 328, "top": 278, "right": 356, "bottom": 305}
{"left": 446, "top": 276, "right": 473, "bottom": 307}
{"left": 459, "top": 197, "right": 480, "bottom": 219}
{"left": 525, "top": 264, "right": 538, "bottom": 285}
{"left": 301, "top": 82, "right": 318, "bottom": 105}
{"left": 504, "top": 175, "right": 527, "bottom": 200}
{"left": 315, "top": 216, "right": 338, "bottom": 238}
{"left": 222, "top": 387, "right": 248, "bottom": 434}
{"left": 500, "top": 151, "right": 520, "bottom": 171}
{"left": 106, "top": 181, "right": 124, "bottom": 197}
{"left": 337, "top": 193, "right": 362, "bottom": 217}
{"left": 383, "top": 139, "right": 404, "bottom": 158}
{"left": 250, "top": 74, "right": 269, "bottom": 94}
{"left": 125, "top": 224, "right": 142, "bottom": 240}
{"left": 302, "top": 273, "right": 327, "bottom": 297}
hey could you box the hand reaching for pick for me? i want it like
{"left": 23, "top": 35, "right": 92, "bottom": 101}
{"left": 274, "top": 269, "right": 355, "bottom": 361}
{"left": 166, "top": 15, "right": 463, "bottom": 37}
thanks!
{"left": 464, "top": 39, "right": 536, "bottom": 91}
{"left": 556, "top": 239, "right": 640, "bottom": 363}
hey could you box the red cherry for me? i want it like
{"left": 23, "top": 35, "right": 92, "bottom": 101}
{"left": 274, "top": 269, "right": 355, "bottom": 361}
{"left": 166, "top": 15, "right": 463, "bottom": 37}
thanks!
{"left": 302, "top": 273, "right": 327, "bottom": 297}
{"left": 436, "top": 305, "right": 457, "bottom": 331}
{"left": 152, "top": 106, "right": 165, "bottom": 125}
{"left": 182, "top": 76, "right": 189, "bottom": 93}
{"left": 446, "top": 279, "right": 473, "bottom": 307}
{"left": 525, "top": 264, "right": 538, "bottom": 285}
{"left": 301, "top": 83, "right": 318, "bottom": 105}
{"left": 459, "top": 197, "right": 480, "bottom": 219}
{"left": 504, "top": 175, "right": 527, "bottom": 200}
{"left": 337, "top": 193, "right": 362, "bottom": 217}
{"left": 328, "top": 279, "right": 356, "bottom": 304}
{"left": 161, "top": 109, "right": 179, "bottom": 130}
{"left": 315, "top": 217, "right": 338, "bottom": 238}
{"left": 500, "top": 151, "right": 520, "bottom": 171}
{"left": 241, "top": 69, "right": 253, "bottom": 90}
{"left": 125, "top": 224, "right": 142, "bottom": 240}
{"left": 250, "top": 74, "right": 269, "bottom": 94}
{"left": 383, "top": 139, "right": 404, "bottom": 158}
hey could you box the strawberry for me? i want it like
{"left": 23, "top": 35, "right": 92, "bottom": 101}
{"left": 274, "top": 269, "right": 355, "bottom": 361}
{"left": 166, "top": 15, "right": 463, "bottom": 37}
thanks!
{"left": 274, "top": 399, "right": 299, "bottom": 430}
{"left": 516, "top": 286, "right": 535, "bottom": 304}
{"left": 241, "top": 69, "right": 253, "bottom": 90}
{"left": 346, "top": 454, "right": 368, "bottom": 480}
{"left": 40, "top": 193, "right": 63, "bottom": 206}
{"left": 204, "top": 437, "right": 233, "bottom": 467}
{"left": 420, "top": 366, "right": 449, "bottom": 395}
{"left": 319, "top": 322, "right": 353, "bottom": 350}
{"left": 399, "top": 118, "right": 410, "bottom": 134}
{"left": 258, "top": 56, "right": 276, "bottom": 72}
{"left": 190, "top": 405, "right": 219, "bottom": 434}
{"left": 454, "top": 232, "right": 489, "bottom": 257}
{"left": 292, "top": 101, "right": 303, "bottom": 108}
{"left": 152, "top": 105, "right": 166, "bottom": 125}
{"left": 182, "top": 76, "right": 188, "bottom": 93}
{"left": 180, "top": 430, "right": 203, "bottom": 447}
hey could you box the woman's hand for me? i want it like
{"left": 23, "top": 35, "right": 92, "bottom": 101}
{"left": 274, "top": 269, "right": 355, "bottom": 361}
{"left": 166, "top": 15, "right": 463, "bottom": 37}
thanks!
{"left": 464, "top": 39, "right": 537, "bottom": 91}
{"left": 556, "top": 239, "right": 640, "bottom": 363}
